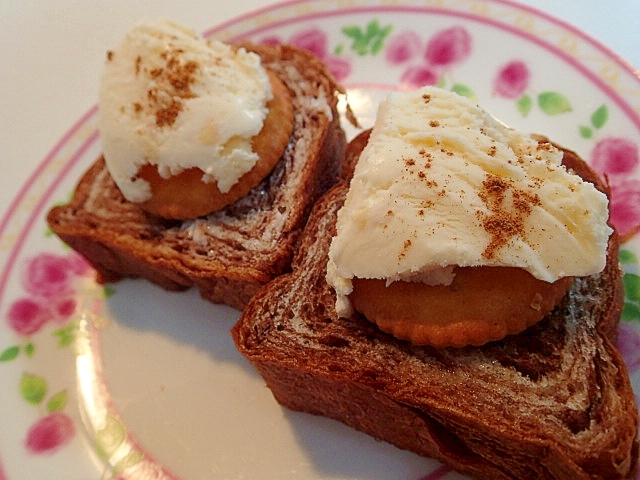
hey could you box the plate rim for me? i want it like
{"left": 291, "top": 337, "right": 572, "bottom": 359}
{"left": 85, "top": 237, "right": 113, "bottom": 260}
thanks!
{"left": 1, "top": 1, "right": 640, "bottom": 478}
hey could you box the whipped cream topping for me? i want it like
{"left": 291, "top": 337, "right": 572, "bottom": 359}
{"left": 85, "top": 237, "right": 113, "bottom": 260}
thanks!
{"left": 98, "top": 19, "right": 272, "bottom": 202}
{"left": 327, "top": 86, "right": 612, "bottom": 317}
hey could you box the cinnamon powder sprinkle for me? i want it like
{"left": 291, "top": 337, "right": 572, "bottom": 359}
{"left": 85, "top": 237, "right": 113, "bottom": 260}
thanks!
{"left": 134, "top": 48, "right": 201, "bottom": 127}
{"left": 398, "top": 239, "right": 413, "bottom": 260}
{"left": 155, "top": 99, "right": 183, "bottom": 127}
{"left": 478, "top": 174, "right": 541, "bottom": 259}
{"left": 404, "top": 158, "right": 416, "bottom": 167}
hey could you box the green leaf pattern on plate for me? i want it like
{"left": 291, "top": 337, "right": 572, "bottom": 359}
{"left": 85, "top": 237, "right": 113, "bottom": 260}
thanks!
{"left": 94, "top": 413, "right": 144, "bottom": 478}
{"left": 20, "top": 373, "right": 47, "bottom": 405}
{"left": 580, "top": 104, "right": 609, "bottom": 139}
{"left": 46, "top": 390, "right": 68, "bottom": 413}
{"left": 591, "top": 104, "right": 609, "bottom": 129}
{"left": 0, "top": 345, "right": 20, "bottom": 362}
{"left": 53, "top": 320, "right": 79, "bottom": 348}
{"left": 95, "top": 414, "right": 127, "bottom": 461}
{"left": 621, "top": 249, "right": 640, "bottom": 322}
{"left": 342, "top": 19, "right": 392, "bottom": 56}
{"left": 517, "top": 94, "right": 533, "bottom": 116}
{"left": 451, "top": 83, "right": 476, "bottom": 100}
{"left": 537, "top": 91, "right": 573, "bottom": 115}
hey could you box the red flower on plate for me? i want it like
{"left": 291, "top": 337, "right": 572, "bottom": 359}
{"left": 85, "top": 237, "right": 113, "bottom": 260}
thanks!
{"left": 385, "top": 31, "right": 422, "bottom": 65}
{"left": 424, "top": 26, "right": 471, "bottom": 67}
{"left": 400, "top": 66, "right": 440, "bottom": 89}
{"left": 7, "top": 298, "right": 52, "bottom": 336}
{"left": 25, "top": 412, "right": 75, "bottom": 454}
{"left": 493, "top": 60, "right": 530, "bottom": 99}
{"left": 590, "top": 137, "right": 639, "bottom": 176}
{"left": 321, "top": 55, "right": 352, "bottom": 82}
{"left": 609, "top": 178, "right": 640, "bottom": 240}
{"left": 261, "top": 28, "right": 351, "bottom": 82}
{"left": 384, "top": 26, "right": 473, "bottom": 91}
{"left": 22, "top": 253, "right": 75, "bottom": 299}
{"left": 617, "top": 323, "right": 640, "bottom": 373}
{"left": 52, "top": 296, "right": 78, "bottom": 324}
{"left": 5, "top": 252, "right": 93, "bottom": 336}
{"left": 589, "top": 137, "right": 640, "bottom": 240}
{"left": 258, "top": 35, "right": 282, "bottom": 47}
{"left": 289, "top": 27, "right": 328, "bottom": 59}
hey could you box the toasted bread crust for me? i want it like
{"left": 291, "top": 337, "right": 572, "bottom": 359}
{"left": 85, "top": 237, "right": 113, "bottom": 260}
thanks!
{"left": 46, "top": 43, "right": 346, "bottom": 310}
{"left": 232, "top": 140, "right": 638, "bottom": 479}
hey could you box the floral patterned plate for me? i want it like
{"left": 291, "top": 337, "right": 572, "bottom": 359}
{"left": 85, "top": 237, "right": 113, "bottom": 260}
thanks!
{"left": 2, "top": 1, "right": 640, "bottom": 479}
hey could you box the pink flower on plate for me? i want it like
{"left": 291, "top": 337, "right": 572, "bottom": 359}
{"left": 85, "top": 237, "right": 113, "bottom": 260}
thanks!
{"left": 7, "top": 298, "right": 52, "bottom": 336}
{"left": 588, "top": 137, "right": 640, "bottom": 240}
{"left": 262, "top": 28, "right": 351, "bottom": 82}
{"left": 400, "top": 66, "right": 440, "bottom": 89}
{"left": 424, "top": 26, "right": 471, "bottom": 67}
{"left": 51, "top": 296, "right": 78, "bottom": 324}
{"left": 493, "top": 60, "right": 530, "bottom": 99}
{"left": 289, "top": 27, "right": 328, "bottom": 59}
{"left": 25, "top": 412, "right": 75, "bottom": 454}
{"left": 22, "top": 253, "right": 75, "bottom": 299}
{"left": 609, "top": 178, "right": 640, "bottom": 240}
{"left": 385, "top": 31, "right": 422, "bottom": 65}
{"left": 259, "top": 35, "right": 282, "bottom": 46}
{"left": 322, "top": 55, "right": 352, "bottom": 82}
{"left": 590, "top": 137, "right": 639, "bottom": 177}
{"left": 65, "top": 251, "right": 92, "bottom": 276}
{"left": 617, "top": 323, "right": 640, "bottom": 373}
{"left": 322, "top": 55, "right": 351, "bottom": 82}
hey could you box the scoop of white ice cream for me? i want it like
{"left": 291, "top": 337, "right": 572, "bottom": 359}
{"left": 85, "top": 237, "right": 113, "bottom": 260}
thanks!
{"left": 327, "top": 86, "right": 612, "bottom": 317}
{"left": 98, "top": 19, "right": 272, "bottom": 202}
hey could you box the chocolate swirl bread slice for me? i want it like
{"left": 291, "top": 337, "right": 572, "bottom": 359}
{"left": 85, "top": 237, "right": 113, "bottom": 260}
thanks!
{"left": 232, "top": 136, "right": 639, "bottom": 479}
{"left": 47, "top": 44, "right": 347, "bottom": 310}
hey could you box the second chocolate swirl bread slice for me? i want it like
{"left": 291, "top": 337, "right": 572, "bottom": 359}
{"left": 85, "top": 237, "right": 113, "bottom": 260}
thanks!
{"left": 232, "top": 134, "right": 638, "bottom": 479}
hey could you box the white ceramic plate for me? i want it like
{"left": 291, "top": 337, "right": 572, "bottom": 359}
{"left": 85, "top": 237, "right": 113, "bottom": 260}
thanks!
{"left": 2, "top": 1, "right": 640, "bottom": 479}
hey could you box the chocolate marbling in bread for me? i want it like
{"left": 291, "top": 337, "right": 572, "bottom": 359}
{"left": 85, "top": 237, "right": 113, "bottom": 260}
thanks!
{"left": 46, "top": 43, "right": 347, "bottom": 310}
{"left": 232, "top": 135, "right": 639, "bottom": 479}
